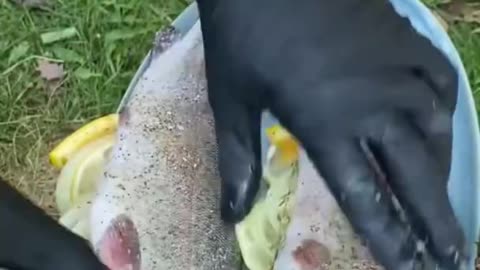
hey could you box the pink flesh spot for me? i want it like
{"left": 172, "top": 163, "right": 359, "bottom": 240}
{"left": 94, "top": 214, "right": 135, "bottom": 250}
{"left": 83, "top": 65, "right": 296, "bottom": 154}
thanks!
{"left": 97, "top": 214, "right": 141, "bottom": 270}
{"left": 292, "top": 239, "right": 331, "bottom": 270}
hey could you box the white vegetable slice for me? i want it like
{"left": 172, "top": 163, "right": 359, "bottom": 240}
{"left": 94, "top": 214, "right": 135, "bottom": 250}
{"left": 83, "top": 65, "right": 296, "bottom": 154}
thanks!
{"left": 59, "top": 194, "right": 93, "bottom": 228}
{"left": 72, "top": 218, "right": 91, "bottom": 240}
{"left": 55, "top": 134, "right": 115, "bottom": 214}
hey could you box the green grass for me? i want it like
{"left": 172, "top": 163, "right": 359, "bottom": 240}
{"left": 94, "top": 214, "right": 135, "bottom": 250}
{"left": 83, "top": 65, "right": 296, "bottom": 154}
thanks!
{"left": 450, "top": 22, "right": 480, "bottom": 110}
{"left": 0, "top": 0, "right": 479, "bottom": 215}
{"left": 0, "top": 0, "right": 188, "bottom": 211}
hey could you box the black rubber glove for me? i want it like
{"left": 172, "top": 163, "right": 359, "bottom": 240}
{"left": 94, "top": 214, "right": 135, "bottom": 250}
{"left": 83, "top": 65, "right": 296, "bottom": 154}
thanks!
{"left": 0, "top": 178, "right": 107, "bottom": 270}
{"left": 197, "top": 0, "right": 467, "bottom": 269}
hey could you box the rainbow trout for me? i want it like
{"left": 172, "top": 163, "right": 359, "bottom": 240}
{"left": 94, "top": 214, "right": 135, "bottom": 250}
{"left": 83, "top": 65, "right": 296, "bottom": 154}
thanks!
{"left": 88, "top": 17, "right": 380, "bottom": 270}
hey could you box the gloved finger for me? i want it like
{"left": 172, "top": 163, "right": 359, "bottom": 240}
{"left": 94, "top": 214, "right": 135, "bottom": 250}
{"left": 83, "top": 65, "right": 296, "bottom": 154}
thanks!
{"left": 298, "top": 139, "right": 421, "bottom": 270}
{"left": 0, "top": 178, "right": 107, "bottom": 270}
{"left": 370, "top": 115, "right": 467, "bottom": 269}
{"left": 405, "top": 43, "right": 458, "bottom": 111}
{"left": 210, "top": 94, "right": 262, "bottom": 223}
{"left": 414, "top": 107, "right": 453, "bottom": 180}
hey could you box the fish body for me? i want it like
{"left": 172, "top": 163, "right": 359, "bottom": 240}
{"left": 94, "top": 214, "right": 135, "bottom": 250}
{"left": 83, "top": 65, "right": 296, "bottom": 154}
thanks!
{"left": 89, "top": 21, "right": 240, "bottom": 270}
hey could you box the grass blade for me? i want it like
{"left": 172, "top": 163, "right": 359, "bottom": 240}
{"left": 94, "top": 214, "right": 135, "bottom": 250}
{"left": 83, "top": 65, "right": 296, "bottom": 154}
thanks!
{"left": 41, "top": 27, "right": 79, "bottom": 44}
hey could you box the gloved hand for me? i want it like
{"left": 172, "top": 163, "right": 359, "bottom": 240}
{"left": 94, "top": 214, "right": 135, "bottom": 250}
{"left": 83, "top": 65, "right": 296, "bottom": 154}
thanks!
{"left": 0, "top": 178, "right": 107, "bottom": 270}
{"left": 197, "top": 0, "right": 467, "bottom": 269}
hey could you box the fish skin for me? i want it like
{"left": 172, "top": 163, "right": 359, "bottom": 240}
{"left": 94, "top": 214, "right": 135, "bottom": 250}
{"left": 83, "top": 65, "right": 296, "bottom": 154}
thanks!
{"left": 89, "top": 20, "right": 241, "bottom": 270}
{"left": 257, "top": 115, "right": 382, "bottom": 270}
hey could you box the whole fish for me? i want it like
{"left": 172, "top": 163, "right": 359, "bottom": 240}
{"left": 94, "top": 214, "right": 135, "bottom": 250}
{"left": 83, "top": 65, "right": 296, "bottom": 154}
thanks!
{"left": 89, "top": 20, "right": 241, "bottom": 270}
{"left": 88, "top": 17, "right": 381, "bottom": 270}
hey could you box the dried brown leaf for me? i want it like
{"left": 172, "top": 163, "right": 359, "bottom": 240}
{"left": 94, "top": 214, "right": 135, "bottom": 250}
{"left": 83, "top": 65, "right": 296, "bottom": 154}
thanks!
{"left": 36, "top": 59, "right": 64, "bottom": 81}
{"left": 463, "top": 5, "right": 480, "bottom": 24}
{"left": 445, "top": 0, "right": 466, "bottom": 15}
{"left": 439, "top": 0, "right": 480, "bottom": 24}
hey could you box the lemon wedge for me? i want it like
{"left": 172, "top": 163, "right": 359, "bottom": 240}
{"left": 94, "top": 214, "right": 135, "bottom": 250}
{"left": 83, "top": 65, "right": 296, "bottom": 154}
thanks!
{"left": 49, "top": 114, "right": 118, "bottom": 169}
{"left": 236, "top": 124, "right": 300, "bottom": 270}
{"left": 55, "top": 134, "right": 115, "bottom": 214}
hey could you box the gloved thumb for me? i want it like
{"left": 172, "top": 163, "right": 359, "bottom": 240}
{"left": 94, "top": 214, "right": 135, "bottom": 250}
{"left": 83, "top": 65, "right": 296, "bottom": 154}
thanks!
{"left": 211, "top": 99, "right": 262, "bottom": 223}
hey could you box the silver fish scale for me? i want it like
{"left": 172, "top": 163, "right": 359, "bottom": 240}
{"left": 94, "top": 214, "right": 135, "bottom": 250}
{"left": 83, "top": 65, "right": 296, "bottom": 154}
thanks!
{"left": 92, "top": 20, "right": 241, "bottom": 270}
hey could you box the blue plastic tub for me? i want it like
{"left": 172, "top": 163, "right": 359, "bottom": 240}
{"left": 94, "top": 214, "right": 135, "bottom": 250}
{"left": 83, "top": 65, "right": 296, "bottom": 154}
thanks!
{"left": 121, "top": 0, "right": 480, "bottom": 268}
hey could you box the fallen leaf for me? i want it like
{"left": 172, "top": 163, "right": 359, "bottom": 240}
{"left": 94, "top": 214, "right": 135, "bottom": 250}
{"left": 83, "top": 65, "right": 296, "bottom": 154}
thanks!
{"left": 9, "top": 0, "right": 50, "bottom": 9}
{"left": 41, "top": 27, "right": 78, "bottom": 44}
{"left": 51, "top": 47, "right": 84, "bottom": 63}
{"left": 8, "top": 41, "right": 30, "bottom": 64}
{"left": 37, "top": 59, "right": 64, "bottom": 81}
{"left": 74, "top": 67, "right": 101, "bottom": 80}
{"left": 439, "top": 0, "right": 480, "bottom": 24}
{"left": 463, "top": 5, "right": 480, "bottom": 24}
{"left": 445, "top": 0, "right": 465, "bottom": 15}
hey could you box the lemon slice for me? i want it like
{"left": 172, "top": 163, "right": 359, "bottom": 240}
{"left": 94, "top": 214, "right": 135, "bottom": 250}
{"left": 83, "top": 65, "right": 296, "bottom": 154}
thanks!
{"left": 236, "top": 125, "right": 300, "bottom": 270}
{"left": 49, "top": 114, "right": 118, "bottom": 169}
{"left": 55, "top": 134, "right": 115, "bottom": 214}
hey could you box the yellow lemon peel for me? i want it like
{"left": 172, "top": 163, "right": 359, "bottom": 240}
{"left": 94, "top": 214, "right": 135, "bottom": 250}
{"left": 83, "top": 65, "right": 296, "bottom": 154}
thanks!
{"left": 266, "top": 125, "right": 299, "bottom": 167}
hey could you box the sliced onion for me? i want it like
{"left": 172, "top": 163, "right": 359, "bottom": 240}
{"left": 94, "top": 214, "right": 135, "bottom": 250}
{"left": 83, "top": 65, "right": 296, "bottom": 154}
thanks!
{"left": 55, "top": 134, "right": 114, "bottom": 214}
{"left": 58, "top": 193, "right": 94, "bottom": 240}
